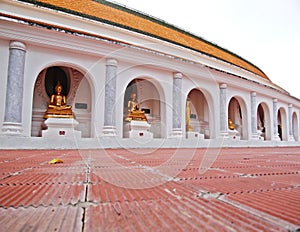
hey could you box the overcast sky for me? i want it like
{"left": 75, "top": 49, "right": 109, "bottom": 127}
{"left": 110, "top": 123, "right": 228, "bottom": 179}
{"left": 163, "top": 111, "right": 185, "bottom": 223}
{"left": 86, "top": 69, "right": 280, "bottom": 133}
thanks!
{"left": 110, "top": 0, "right": 300, "bottom": 99}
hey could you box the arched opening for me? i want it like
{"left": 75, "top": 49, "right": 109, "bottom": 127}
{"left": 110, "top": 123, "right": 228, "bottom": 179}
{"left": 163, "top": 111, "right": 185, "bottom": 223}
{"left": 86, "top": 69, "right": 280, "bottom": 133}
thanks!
{"left": 31, "top": 65, "right": 92, "bottom": 137}
{"left": 292, "top": 112, "right": 299, "bottom": 141}
{"left": 277, "top": 107, "right": 287, "bottom": 141}
{"left": 257, "top": 103, "right": 271, "bottom": 140}
{"left": 44, "top": 67, "right": 70, "bottom": 97}
{"left": 123, "top": 78, "right": 164, "bottom": 138}
{"left": 185, "top": 89, "right": 211, "bottom": 138}
{"left": 228, "top": 97, "right": 247, "bottom": 140}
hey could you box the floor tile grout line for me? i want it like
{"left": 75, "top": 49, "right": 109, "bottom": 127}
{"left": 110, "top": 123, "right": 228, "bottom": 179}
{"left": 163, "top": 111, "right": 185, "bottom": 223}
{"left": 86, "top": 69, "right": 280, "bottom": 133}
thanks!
{"left": 218, "top": 195, "right": 300, "bottom": 231}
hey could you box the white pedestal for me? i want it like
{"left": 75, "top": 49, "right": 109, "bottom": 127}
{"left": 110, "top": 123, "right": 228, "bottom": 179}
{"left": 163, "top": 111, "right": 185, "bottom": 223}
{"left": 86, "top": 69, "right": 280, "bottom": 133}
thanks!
{"left": 228, "top": 129, "right": 240, "bottom": 140}
{"left": 128, "top": 120, "right": 153, "bottom": 139}
{"left": 186, "top": 131, "right": 204, "bottom": 139}
{"left": 42, "top": 118, "right": 81, "bottom": 138}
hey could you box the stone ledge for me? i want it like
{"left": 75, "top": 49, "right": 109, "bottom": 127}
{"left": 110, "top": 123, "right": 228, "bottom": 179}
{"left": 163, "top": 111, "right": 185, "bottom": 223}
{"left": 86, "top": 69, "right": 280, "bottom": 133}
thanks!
{"left": 0, "top": 136, "right": 299, "bottom": 149}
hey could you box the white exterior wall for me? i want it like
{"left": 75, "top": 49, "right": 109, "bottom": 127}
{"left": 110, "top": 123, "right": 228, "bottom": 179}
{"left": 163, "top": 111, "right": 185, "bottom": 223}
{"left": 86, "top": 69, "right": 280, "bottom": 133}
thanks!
{"left": 1, "top": 1, "right": 300, "bottom": 148}
{"left": 0, "top": 39, "right": 9, "bottom": 129}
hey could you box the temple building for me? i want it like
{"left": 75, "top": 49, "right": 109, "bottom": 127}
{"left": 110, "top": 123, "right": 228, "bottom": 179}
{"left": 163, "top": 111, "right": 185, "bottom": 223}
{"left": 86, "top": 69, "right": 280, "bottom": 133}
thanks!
{"left": 0, "top": 0, "right": 300, "bottom": 148}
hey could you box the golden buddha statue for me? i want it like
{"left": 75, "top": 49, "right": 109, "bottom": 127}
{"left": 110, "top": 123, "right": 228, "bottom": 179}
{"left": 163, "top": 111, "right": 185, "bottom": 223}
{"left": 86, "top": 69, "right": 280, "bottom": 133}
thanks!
{"left": 228, "top": 118, "right": 235, "bottom": 130}
{"left": 44, "top": 81, "right": 74, "bottom": 119}
{"left": 186, "top": 99, "right": 193, "bottom": 131}
{"left": 125, "top": 92, "right": 147, "bottom": 121}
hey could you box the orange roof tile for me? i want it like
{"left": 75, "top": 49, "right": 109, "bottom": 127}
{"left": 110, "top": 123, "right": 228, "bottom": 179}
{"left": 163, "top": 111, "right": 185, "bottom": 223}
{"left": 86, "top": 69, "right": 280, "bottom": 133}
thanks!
{"left": 19, "top": 0, "right": 269, "bottom": 80}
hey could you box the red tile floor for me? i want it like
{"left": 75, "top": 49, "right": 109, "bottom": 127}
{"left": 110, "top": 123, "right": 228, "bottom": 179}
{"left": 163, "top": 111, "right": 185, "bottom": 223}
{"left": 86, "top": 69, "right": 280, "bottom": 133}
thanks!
{"left": 0, "top": 147, "right": 299, "bottom": 231}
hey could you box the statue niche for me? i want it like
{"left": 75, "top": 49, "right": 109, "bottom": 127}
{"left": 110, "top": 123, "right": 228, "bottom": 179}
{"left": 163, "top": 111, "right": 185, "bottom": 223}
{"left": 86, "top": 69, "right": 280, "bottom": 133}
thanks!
{"left": 228, "top": 118, "right": 240, "bottom": 140}
{"left": 228, "top": 118, "right": 235, "bottom": 130}
{"left": 43, "top": 81, "right": 74, "bottom": 119}
{"left": 186, "top": 98, "right": 193, "bottom": 131}
{"left": 125, "top": 92, "right": 147, "bottom": 122}
{"left": 123, "top": 92, "right": 152, "bottom": 139}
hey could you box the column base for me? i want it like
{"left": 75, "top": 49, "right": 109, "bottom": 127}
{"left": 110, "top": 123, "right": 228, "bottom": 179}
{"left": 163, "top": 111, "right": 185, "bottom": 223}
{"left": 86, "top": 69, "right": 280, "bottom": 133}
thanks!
{"left": 251, "top": 132, "right": 265, "bottom": 140}
{"left": 272, "top": 134, "right": 281, "bottom": 141}
{"left": 288, "top": 135, "right": 295, "bottom": 142}
{"left": 102, "top": 126, "right": 117, "bottom": 136}
{"left": 251, "top": 133, "right": 260, "bottom": 140}
{"left": 1, "top": 122, "right": 23, "bottom": 136}
{"left": 218, "top": 131, "right": 229, "bottom": 139}
{"left": 170, "top": 128, "right": 183, "bottom": 138}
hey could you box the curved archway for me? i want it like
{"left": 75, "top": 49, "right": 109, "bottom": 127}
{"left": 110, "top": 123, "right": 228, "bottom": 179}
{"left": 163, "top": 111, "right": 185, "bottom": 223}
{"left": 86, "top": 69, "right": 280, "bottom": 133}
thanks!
{"left": 257, "top": 102, "right": 271, "bottom": 140}
{"left": 31, "top": 65, "right": 93, "bottom": 138}
{"left": 228, "top": 96, "right": 248, "bottom": 140}
{"left": 44, "top": 66, "right": 70, "bottom": 97}
{"left": 292, "top": 112, "right": 299, "bottom": 141}
{"left": 277, "top": 107, "right": 287, "bottom": 141}
{"left": 122, "top": 78, "right": 165, "bottom": 138}
{"left": 185, "top": 88, "right": 212, "bottom": 139}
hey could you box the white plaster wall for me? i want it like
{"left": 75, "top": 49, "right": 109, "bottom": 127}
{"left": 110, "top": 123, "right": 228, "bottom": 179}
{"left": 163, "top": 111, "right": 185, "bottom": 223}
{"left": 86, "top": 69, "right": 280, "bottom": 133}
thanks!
{"left": 73, "top": 77, "right": 92, "bottom": 137}
{"left": 0, "top": 39, "right": 9, "bottom": 127}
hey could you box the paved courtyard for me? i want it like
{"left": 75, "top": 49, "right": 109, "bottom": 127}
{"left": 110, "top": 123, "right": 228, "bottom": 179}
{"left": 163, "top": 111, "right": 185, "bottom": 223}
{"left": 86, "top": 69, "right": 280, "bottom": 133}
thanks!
{"left": 0, "top": 147, "right": 299, "bottom": 231}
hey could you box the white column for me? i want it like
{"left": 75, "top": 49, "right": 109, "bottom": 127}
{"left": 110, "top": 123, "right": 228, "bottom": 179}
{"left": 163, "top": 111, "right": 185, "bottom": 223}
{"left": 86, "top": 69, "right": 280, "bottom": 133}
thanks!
{"left": 170, "top": 72, "right": 183, "bottom": 137}
{"left": 272, "top": 98, "right": 280, "bottom": 141}
{"left": 2, "top": 41, "right": 26, "bottom": 135}
{"left": 250, "top": 92, "right": 259, "bottom": 140}
{"left": 219, "top": 83, "right": 228, "bottom": 138}
{"left": 102, "top": 58, "right": 118, "bottom": 136}
{"left": 288, "top": 104, "right": 294, "bottom": 141}
{"left": 299, "top": 110, "right": 300, "bottom": 141}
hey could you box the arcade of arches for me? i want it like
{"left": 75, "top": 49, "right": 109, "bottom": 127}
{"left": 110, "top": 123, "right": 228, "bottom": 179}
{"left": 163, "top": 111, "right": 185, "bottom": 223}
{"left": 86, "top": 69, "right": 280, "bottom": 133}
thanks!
{"left": 30, "top": 65, "right": 300, "bottom": 142}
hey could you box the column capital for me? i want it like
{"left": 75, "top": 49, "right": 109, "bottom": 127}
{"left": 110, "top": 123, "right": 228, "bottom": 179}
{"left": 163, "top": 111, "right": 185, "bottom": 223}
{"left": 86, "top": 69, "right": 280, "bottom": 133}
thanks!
{"left": 173, "top": 72, "right": 183, "bottom": 79}
{"left": 288, "top": 103, "right": 293, "bottom": 108}
{"left": 251, "top": 91, "right": 256, "bottom": 97}
{"left": 219, "top": 83, "right": 227, "bottom": 89}
{"left": 9, "top": 41, "right": 26, "bottom": 51}
{"left": 273, "top": 98, "right": 278, "bottom": 103}
{"left": 106, "top": 58, "right": 118, "bottom": 66}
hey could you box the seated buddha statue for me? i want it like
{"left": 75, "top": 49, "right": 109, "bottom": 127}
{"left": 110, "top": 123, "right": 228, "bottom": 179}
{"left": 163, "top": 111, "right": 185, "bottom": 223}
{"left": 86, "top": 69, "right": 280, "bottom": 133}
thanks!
{"left": 186, "top": 98, "right": 193, "bottom": 131}
{"left": 43, "top": 81, "right": 74, "bottom": 119}
{"left": 228, "top": 118, "right": 235, "bottom": 130}
{"left": 125, "top": 93, "right": 147, "bottom": 122}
